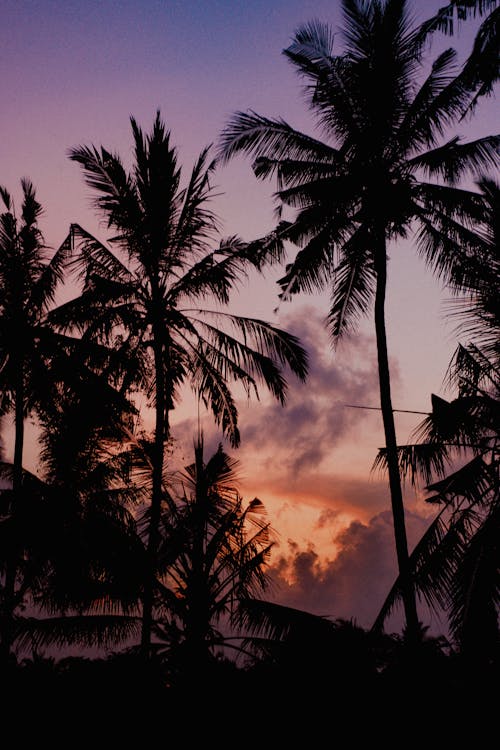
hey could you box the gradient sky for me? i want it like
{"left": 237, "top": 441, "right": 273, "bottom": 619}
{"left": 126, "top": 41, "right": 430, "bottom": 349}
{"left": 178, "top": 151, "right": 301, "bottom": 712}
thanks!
{"left": 1, "top": 0, "right": 497, "bottom": 632}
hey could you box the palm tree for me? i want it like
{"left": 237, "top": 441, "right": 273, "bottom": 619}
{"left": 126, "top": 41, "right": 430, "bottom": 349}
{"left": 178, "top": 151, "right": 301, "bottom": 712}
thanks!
{"left": 153, "top": 437, "right": 273, "bottom": 684}
{"left": 61, "top": 112, "right": 308, "bottom": 653}
{"left": 373, "top": 177, "right": 499, "bottom": 660}
{"left": 0, "top": 343, "right": 146, "bottom": 660}
{"left": 218, "top": 0, "right": 499, "bottom": 638}
{"left": 0, "top": 179, "right": 81, "bottom": 658}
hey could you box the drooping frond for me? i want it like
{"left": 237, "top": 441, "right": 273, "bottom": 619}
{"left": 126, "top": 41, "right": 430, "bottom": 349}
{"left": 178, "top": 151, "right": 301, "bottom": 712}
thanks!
{"left": 448, "top": 501, "right": 500, "bottom": 647}
{"left": 417, "top": 2, "right": 500, "bottom": 115}
{"left": 459, "top": 7, "right": 500, "bottom": 107}
{"left": 327, "top": 227, "right": 376, "bottom": 341}
{"left": 425, "top": 456, "right": 495, "bottom": 505}
{"left": 446, "top": 343, "right": 499, "bottom": 394}
{"left": 68, "top": 224, "right": 133, "bottom": 285}
{"left": 233, "top": 598, "right": 335, "bottom": 642}
{"left": 418, "top": 1, "right": 498, "bottom": 38}
{"left": 185, "top": 310, "right": 309, "bottom": 382}
{"left": 372, "top": 506, "right": 456, "bottom": 630}
{"left": 218, "top": 111, "right": 338, "bottom": 166}
{"left": 29, "top": 231, "right": 73, "bottom": 314}
{"left": 14, "top": 614, "right": 141, "bottom": 651}
{"left": 373, "top": 442, "right": 451, "bottom": 488}
{"left": 408, "top": 134, "right": 500, "bottom": 184}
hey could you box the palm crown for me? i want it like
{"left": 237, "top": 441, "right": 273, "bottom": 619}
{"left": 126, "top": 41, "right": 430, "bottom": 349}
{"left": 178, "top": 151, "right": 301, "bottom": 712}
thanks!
{"left": 219, "top": 3, "right": 498, "bottom": 338}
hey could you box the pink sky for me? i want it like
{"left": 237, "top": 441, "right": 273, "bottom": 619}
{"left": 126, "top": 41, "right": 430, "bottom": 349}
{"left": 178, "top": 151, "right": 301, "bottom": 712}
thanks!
{"left": 1, "top": 0, "right": 497, "bottom": 633}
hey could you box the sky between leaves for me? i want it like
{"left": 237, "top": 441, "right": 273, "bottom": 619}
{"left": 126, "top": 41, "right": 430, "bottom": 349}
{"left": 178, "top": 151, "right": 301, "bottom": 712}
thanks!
{"left": 1, "top": 0, "right": 497, "bottom": 631}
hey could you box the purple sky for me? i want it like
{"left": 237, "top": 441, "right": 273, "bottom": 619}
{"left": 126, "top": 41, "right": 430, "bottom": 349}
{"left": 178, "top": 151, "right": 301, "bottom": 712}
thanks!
{"left": 1, "top": 0, "right": 497, "bottom": 633}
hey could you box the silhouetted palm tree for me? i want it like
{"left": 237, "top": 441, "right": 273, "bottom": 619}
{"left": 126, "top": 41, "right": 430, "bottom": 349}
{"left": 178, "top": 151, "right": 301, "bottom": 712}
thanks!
{"left": 0, "top": 374, "right": 145, "bottom": 658}
{"left": 373, "top": 177, "right": 499, "bottom": 660}
{"left": 62, "top": 112, "right": 308, "bottom": 653}
{"left": 218, "top": 0, "right": 498, "bottom": 639}
{"left": 153, "top": 437, "right": 273, "bottom": 684}
{"left": 0, "top": 180, "right": 82, "bottom": 658}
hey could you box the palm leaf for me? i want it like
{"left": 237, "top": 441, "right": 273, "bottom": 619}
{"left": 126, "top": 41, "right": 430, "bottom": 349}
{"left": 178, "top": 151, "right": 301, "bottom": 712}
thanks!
{"left": 449, "top": 501, "right": 500, "bottom": 647}
{"left": 372, "top": 502, "right": 480, "bottom": 630}
{"left": 68, "top": 224, "right": 133, "bottom": 284}
{"left": 14, "top": 614, "right": 141, "bottom": 651}
{"left": 409, "top": 135, "right": 500, "bottom": 184}
{"left": 233, "top": 598, "right": 335, "bottom": 641}
{"left": 373, "top": 442, "right": 452, "bottom": 488}
{"left": 217, "top": 111, "right": 337, "bottom": 166}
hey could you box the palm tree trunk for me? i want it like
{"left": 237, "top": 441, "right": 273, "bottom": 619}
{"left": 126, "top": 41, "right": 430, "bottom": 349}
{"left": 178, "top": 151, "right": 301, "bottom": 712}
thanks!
{"left": 140, "top": 327, "right": 166, "bottom": 655}
{"left": 374, "top": 236, "right": 419, "bottom": 641}
{"left": 1, "top": 369, "right": 24, "bottom": 661}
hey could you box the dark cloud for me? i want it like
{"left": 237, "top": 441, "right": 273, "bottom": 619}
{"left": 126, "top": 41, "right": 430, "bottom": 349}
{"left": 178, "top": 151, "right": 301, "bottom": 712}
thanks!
{"left": 267, "top": 509, "right": 444, "bottom": 633}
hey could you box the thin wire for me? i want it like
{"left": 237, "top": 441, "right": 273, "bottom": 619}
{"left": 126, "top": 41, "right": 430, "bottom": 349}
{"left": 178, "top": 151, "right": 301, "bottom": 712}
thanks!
{"left": 343, "top": 404, "right": 429, "bottom": 415}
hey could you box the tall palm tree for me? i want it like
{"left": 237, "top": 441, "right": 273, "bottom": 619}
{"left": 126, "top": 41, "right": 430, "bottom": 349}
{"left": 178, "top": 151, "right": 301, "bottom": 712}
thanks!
{"left": 0, "top": 180, "right": 81, "bottom": 658}
{"left": 373, "top": 177, "right": 499, "bottom": 658}
{"left": 61, "top": 112, "right": 308, "bottom": 653}
{"left": 218, "top": 0, "right": 499, "bottom": 638}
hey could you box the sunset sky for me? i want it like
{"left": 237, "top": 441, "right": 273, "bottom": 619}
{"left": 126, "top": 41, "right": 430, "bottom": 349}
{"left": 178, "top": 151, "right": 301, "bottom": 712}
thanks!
{"left": 1, "top": 0, "right": 497, "bottom": 632}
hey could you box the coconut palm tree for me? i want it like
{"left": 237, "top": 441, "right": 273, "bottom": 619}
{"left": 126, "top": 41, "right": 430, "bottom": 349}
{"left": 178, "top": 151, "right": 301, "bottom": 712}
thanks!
{"left": 152, "top": 437, "right": 273, "bottom": 684}
{"left": 0, "top": 179, "right": 87, "bottom": 658}
{"left": 0, "top": 344, "right": 146, "bottom": 659}
{"left": 373, "top": 176, "right": 499, "bottom": 660}
{"left": 61, "top": 112, "right": 308, "bottom": 653}
{"left": 218, "top": 0, "right": 499, "bottom": 638}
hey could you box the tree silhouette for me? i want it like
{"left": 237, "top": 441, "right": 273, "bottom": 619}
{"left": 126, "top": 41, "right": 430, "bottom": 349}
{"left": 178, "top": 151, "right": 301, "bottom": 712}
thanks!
{"left": 0, "top": 374, "right": 145, "bottom": 658}
{"left": 0, "top": 180, "right": 87, "bottom": 659}
{"left": 373, "top": 177, "right": 499, "bottom": 661}
{"left": 61, "top": 112, "right": 308, "bottom": 653}
{"left": 152, "top": 436, "right": 273, "bottom": 686}
{"left": 218, "top": 0, "right": 498, "bottom": 639}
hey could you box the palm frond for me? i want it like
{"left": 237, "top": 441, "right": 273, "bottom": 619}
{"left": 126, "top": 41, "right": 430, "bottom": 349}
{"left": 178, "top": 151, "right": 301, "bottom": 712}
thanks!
{"left": 217, "top": 111, "right": 337, "bottom": 166}
{"left": 373, "top": 502, "right": 481, "bottom": 630}
{"left": 449, "top": 501, "right": 500, "bottom": 648}
{"left": 373, "top": 442, "right": 451, "bottom": 487}
{"left": 29, "top": 231, "right": 74, "bottom": 313}
{"left": 68, "top": 145, "right": 141, "bottom": 235}
{"left": 184, "top": 310, "right": 308, "bottom": 382}
{"left": 425, "top": 456, "right": 495, "bottom": 505}
{"left": 69, "top": 224, "right": 133, "bottom": 284}
{"left": 327, "top": 229, "right": 376, "bottom": 341}
{"left": 409, "top": 134, "right": 500, "bottom": 184}
{"left": 233, "top": 598, "right": 335, "bottom": 642}
{"left": 14, "top": 614, "right": 141, "bottom": 651}
{"left": 418, "top": 1, "right": 498, "bottom": 39}
{"left": 171, "top": 144, "right": 220, "bottom": 258}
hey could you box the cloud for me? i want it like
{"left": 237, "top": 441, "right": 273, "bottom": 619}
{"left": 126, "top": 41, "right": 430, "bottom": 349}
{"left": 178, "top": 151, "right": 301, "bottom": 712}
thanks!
{"left": 168, "top": 304, "right": 438, "bottom": 636}
{"left": 237, "top": 305, "right": 385, "bottom": 477}
{"left": 267, "top": 509, "right": 443, "bottom": 633}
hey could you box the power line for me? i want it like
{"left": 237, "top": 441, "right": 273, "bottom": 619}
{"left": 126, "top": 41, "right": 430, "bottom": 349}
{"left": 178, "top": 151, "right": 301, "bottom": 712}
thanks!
{"left": 343, "top": 403, "right": 429, "bottom": 415}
